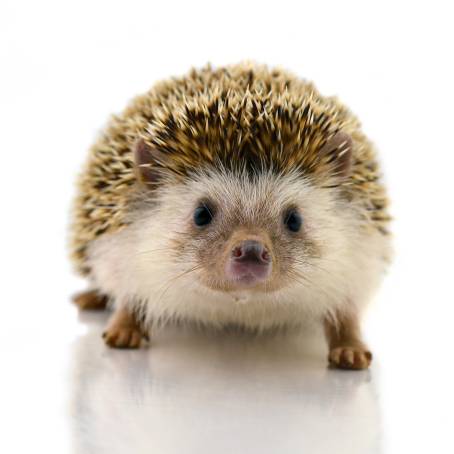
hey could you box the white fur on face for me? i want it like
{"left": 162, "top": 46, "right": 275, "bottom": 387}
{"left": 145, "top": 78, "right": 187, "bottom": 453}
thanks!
{"left": 87, "top": 169, "right": 391, "bottom": 330}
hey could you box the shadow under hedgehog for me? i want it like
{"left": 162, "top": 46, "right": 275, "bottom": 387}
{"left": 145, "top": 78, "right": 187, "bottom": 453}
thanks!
{"left": 71, "top": 63, "right": 391, "bottom": 370}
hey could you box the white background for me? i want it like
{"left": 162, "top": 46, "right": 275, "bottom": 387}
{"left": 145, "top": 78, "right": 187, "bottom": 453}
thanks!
{"left": 1, "top": 1, "right": 453, "bottom": 453}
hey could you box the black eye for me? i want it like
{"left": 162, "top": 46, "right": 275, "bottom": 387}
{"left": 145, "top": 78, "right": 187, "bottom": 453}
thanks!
{"left": 193, "top": 205, "right": 213, "bottom": 227}
{"left": 284, "top": 210, "right": 303, "bottom": 232}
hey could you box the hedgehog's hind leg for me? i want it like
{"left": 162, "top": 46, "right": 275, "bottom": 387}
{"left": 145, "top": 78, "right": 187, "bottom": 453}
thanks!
{"left": 102, "top": 306, "right": 148, "bottom": 349}
{"left": 72, "top": 290, "right": 109, "bottom": 310}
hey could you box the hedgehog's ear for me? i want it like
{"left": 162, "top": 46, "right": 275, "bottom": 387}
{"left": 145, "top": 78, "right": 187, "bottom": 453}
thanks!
{"left": 133, "top": 138, "right": 168, "bottom": 186}
{"left": 318, "top": 131, "right": 353, "bottom": 179}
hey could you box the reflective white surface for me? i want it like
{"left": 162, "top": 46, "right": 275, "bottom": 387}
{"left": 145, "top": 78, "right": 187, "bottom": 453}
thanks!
{"left": 3, "top": 307, "right": 384, "bottom": 454}
{"left": 71, "top": 318, "right": 383, "bottom": 454}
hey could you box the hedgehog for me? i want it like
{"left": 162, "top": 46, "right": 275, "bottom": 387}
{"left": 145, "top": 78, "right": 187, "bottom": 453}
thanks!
{"left": 71, "top": 62, "right": 391, "bottom": 370}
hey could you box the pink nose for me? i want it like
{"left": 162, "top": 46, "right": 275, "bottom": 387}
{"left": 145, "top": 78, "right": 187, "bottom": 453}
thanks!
{"left": 232, "top": 240, "right": 271, "bottom": 263}
{"left": 226, "top": 240, "right": 272, "bottom": 285}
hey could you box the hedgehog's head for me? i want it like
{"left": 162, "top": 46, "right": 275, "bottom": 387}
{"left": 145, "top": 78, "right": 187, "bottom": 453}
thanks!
{"left": 133, "top": 129, "right": 354, "bottom": 294}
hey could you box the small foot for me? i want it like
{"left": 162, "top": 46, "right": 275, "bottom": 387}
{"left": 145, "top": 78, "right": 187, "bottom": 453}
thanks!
{"left": 328, "top": 346, "right": 372, "bottom": 370}
{"left": 102, "top": 306, "right": 148, "bottom": 349}
{"left": 72, "top": 290, "right": 108, "bottom": 310}
{"left": 102, "top": 327, "right": 144, "bottom": 349}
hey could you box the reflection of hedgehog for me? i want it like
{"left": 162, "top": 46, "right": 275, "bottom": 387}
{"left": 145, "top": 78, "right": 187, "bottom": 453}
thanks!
{"left": 71, "top": 63, "right": 391, "bottom": 369}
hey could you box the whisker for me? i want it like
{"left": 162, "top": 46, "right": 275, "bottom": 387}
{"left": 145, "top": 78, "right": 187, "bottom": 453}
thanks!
{"left": 291, "top": 259, "right": 336, "bottom": 278}
{"left": 153, "top": 265, "right": 203, "bottom": 306}
{"left": 135, "top": 247, "right": 175, "bottom": 256}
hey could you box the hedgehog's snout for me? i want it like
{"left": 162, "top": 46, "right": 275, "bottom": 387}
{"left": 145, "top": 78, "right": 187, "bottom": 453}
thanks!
{"left": 225, "top": 239, "right": 272, "bottom": 286}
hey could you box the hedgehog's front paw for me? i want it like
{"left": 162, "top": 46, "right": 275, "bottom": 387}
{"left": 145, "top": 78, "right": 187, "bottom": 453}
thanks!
{"left": 328, "top": 346, "right": 372, "bottom": 370}
{"left": 102, "top": 326, "right": 145, "bottom": 349}
{"left": 102, "top": 306, "right": 148, "bottom": 349}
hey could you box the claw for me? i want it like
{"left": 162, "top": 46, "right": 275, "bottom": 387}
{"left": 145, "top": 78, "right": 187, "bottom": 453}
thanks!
{"left": 329, "top": 346, "right": 372, "bottom": 370}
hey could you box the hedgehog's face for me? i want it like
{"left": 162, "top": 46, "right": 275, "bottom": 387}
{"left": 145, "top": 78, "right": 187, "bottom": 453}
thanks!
{"left": 184, "top": 172, "right": 314, "bottom": 292}
{"left": 151, "top": 168, "right": 351, "bottom": 295}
